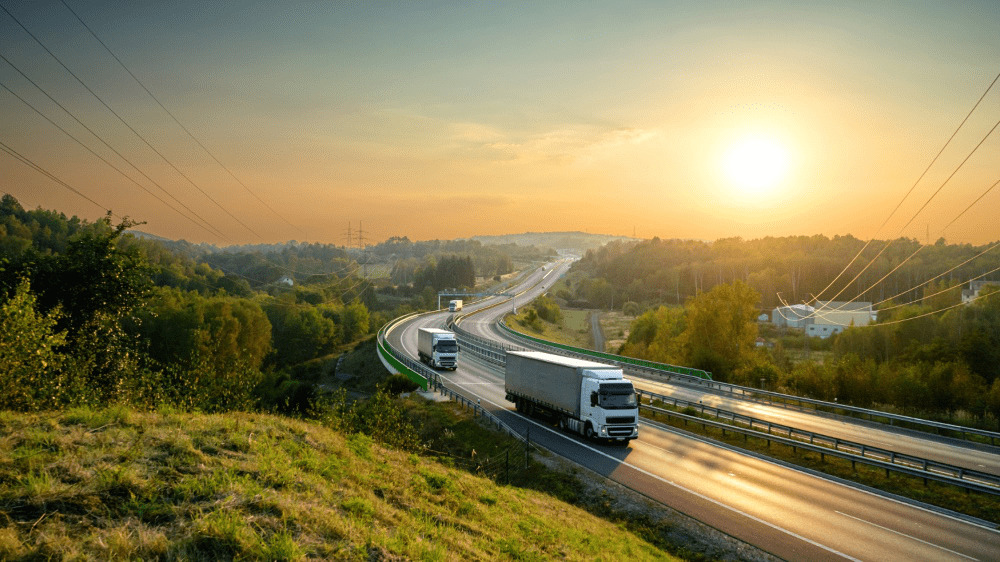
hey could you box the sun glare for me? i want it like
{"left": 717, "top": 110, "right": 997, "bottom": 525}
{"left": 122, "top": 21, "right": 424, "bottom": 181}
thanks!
{"left": 722, "top": 136, "right": 790, "bottom": 195}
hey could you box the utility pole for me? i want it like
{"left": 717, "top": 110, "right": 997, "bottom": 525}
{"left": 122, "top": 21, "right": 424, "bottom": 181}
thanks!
{"left": 357, "top": 221, "right": 368, "bottom": 277}
{"left": 356, "top": 220, "right": 367, "bottom": 249}
{"left": 344, "top": 222, "right": 353, "bottom": 248}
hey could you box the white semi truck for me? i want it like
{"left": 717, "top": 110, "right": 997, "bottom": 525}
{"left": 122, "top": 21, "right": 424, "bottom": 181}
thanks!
{"left": 417, "top": 327, "right": 459, "bottom": 370}
{"left": 505, "top": 351, "right": 638, "bottom": 443}
{"left": 449, "top": 299, "right": 463, "bottom": 312}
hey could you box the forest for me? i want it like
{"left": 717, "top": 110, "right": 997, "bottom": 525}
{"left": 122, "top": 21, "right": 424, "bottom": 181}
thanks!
{"left": 567, "top": 236, "right": 1000, "bottom": 427}
{"left": 0, "top": 195, "right": 537, "bottom": 414}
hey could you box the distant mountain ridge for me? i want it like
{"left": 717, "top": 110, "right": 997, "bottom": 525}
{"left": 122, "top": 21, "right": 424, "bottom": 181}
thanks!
{"left": 468, "top": 231, "right": 634, "bottom": 252}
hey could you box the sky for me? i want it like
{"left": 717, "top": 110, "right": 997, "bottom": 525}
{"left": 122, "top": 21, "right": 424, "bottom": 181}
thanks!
{"left": 2, "top": 0, "right": 999, "bottom": 246}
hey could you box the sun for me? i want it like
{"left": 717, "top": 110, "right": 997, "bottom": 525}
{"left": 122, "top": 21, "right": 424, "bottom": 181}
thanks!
{"left": 722, "top": 136, "right": 790, "bottom": 195}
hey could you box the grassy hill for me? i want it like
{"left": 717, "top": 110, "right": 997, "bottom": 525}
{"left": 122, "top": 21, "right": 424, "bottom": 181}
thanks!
{"left": 0, "top": 406, "right": 677, "bottom": 560}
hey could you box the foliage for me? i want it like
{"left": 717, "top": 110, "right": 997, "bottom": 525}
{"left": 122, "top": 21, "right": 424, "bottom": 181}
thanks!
{"left": 532, "top": 294, "right": 563, "bottom": 324}
{"left": 680, "top": 281, "right": 760, "bottom": 377}
{"left": 573, "top": 235, "right": 1000, "bottom": 311}
{"left": 0, "top": 280, "right": 68, "bottom": 411}
{"left": 618, "top": 281, "right": 760, "bottom": 380}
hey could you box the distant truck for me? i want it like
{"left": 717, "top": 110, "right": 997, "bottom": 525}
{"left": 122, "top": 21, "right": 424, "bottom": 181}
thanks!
{"left": 417, "top": 327, "right": 459, "bottom": 370}
{"left": 448, "top": 299, "right": 463, "bottom": 312}
{"left": 505, "top": 351, "right": 638, "bottom": 443}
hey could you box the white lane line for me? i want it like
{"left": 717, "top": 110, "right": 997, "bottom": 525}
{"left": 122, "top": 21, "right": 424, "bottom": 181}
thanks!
{"left": 835, "top": 511, "right": 978, "bottom": 561}
{"left": 457, "top": 389, "right": 859, "bottom": 561}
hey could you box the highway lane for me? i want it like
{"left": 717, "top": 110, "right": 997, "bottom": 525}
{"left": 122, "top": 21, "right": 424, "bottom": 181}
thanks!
{"left": 387, "top": 261, "right": 1000, "bottom": 559}
{"left": 630, "top": 376, "right": 1000, "bottom": 477}
{"left": 425, "top": 331, "right": 1000, "bottom": 561}
{"left": 458, "top": 263, "right": 1000, "bottom": 478}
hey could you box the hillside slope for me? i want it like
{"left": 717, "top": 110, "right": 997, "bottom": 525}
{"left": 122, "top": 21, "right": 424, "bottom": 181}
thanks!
{"left": 0, "top": 407, "right": 674, "bottom": 560}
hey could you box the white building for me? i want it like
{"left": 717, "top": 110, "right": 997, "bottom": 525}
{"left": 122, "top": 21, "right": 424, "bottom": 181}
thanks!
{"left": 962, "top": 280, "right": 997, "bottom": 304}
{"left": 772, "top": 304, "right": 814, "bottom": 328}
{"left": 807, "top": 300, "right": 873, "bottom": 338}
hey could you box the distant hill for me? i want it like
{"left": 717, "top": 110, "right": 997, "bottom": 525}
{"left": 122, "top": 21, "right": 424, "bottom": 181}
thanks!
{"left": 469, "top": 231, "right": 635, "bottom": 253}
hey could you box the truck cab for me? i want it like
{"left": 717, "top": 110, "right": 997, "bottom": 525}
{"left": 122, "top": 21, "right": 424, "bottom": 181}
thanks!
{"left": 417, "top": 327, "right": 459, "bottom": 370}
{"left": 578, "top": 372, "right": 639, "bottom": 441}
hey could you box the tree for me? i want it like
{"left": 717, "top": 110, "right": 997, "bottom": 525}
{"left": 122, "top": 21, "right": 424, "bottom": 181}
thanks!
{"left": 0, "top": 279, "right": 69, "bottom": 411}
{"left": 680, "top": 280, "right": 760, "bottom": 378}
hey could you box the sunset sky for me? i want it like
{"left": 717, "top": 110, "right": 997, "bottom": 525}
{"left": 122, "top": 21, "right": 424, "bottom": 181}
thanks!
{"left": 2, "top": 1, "right": 999, "bottom": 246}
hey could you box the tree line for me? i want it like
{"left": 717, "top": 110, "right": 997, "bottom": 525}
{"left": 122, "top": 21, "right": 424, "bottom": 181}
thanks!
{"left": 573, "top": 235, "right": 1000, "bottom": 310}
{"left": 584, "top": 237, "right": 1000, "bottom": 427}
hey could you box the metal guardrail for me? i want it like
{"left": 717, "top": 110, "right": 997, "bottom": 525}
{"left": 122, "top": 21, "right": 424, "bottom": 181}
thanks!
{"left": 638, "top": 390, "right": 1000, "bottom": 493}
{"left": 497, "top": 319, "right": 714, "bottom": 380}
{"left": 496, "top": 319, "right": 1000, "bottom": 448}
{"left": 640, "top": 402, "right": 1000, "bottom": 497}
{"left": 377, "top": 314, "right": 530, "bottom": 447}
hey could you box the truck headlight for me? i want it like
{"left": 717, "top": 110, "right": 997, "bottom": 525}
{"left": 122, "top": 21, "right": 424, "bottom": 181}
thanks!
{"left": 600, "top": 427, "right": 607, "bottom": 435}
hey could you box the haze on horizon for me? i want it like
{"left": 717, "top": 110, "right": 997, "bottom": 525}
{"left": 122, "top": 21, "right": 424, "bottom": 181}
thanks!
{"left": 2, "top": 1, "right": 999, "bottom": 247}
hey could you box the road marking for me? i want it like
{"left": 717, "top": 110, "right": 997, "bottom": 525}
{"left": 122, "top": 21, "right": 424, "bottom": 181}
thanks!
{"left": 459, "top": 390, "right": 859, "bottom": 561}
{"left": 835, "top": 511, "right": 978, "bottom": 561}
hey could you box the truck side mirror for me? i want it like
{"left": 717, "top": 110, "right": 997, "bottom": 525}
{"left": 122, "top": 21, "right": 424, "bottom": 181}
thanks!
{"left": 590, "top": 392, "right": 598, "bottom": 407}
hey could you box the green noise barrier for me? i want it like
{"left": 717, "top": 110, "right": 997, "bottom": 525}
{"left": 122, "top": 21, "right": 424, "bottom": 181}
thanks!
{"left": 377, "top": 323, "right": 429, "bottom": 391}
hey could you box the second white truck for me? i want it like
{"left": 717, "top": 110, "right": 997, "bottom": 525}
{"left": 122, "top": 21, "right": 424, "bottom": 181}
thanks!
{"left": 417, "top": 327, "right": 459, "bottom": 370}
{"left": 505, "top": 350, "right": 638, "bottom": 443}
{"left": 449, "top": 299, "right": 463, "bottom": 312}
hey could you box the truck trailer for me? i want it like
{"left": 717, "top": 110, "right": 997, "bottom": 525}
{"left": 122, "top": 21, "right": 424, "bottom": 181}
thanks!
{"left": 505, "top": 351, "right": 638, "bottom": 443}
{"left": 417, "top": 327, "right": 459, "bottom": 370}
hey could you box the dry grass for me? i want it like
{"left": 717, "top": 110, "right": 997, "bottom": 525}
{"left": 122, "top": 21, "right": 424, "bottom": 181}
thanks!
{"left": 0, "top": 406, "right": 678, "bottom": 561}
{"left": 598, "top": 311, "right": 635, "bottom": 353}
{"left": 510, "top": 308, "right": 593, "bottom": 349}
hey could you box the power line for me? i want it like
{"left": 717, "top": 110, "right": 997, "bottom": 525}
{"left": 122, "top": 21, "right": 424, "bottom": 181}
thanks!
{"left": 806, "top": 71, "right": 1000, "bottom": 310}
{"left": 812, "top": 117, "right": 1000, "bottom": 317}
{"left": 0, "top": 139, "right": 114, "bottom": 217}
{"left": 0, "top": 2, "right": 263, "bottom": 241}
{"left": 0, "top": 77, "right": 219, "bottom": 238}
{"left": 57, "top": 0, "right": 306, "bottom": 238}
{"left": 0, "top": 53, "right": 228, "bottom": 240}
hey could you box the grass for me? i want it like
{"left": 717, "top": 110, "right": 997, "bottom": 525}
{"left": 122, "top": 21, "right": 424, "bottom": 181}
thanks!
{"left": 598, "top": 310, "right": 635, "bottom": 353}
{"left": 641, "top": 400, "right": 1000, "bottom": 524}
{"left": 0, "top": 405, "right": 684, "bottom": 561}
{"left": 510, "top": 307, "right": 593, "bottom": 349}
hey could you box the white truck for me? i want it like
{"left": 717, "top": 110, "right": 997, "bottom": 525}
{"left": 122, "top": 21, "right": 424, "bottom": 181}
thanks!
{"left": 448, "top": 299, "right": 463, "bottom": 312}
{"left": 505, "top": 351, "right": 638, "bottom": 443}
{"left": 417, "top": 327, "right": 459, "bottom": 370}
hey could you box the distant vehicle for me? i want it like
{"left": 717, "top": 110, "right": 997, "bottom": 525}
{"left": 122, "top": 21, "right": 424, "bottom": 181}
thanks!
{"left": 448, "top": 299, "right": 463, "bottom": 312}
{"left": 417, "top": 327, "right": 459, "bottom": 370}
{"left": 505, "top": 351, "right": 638, "bottom": 443}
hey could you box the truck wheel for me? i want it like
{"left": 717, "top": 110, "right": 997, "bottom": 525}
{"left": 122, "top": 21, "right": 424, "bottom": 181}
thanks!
{"left": 584, "top": 423, "right": 595, "bottom": 440}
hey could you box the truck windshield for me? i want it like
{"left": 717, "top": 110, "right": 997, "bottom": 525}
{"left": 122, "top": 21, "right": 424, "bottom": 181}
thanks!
{"left": 436, "top": 341, "right": 458, "bottom": 353}
{"left": 599, "top": 383, "right": 637, "bottom": 409}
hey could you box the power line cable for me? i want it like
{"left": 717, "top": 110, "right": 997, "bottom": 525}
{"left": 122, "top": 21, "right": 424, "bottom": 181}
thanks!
{"left": 0, "top": 51, "right": 229, "bottom": 240}
{"left": 806, "top": 71, "right": 1000, "bottom": 309}
{"left": 57, "top": 0, "right": 306, "bottom": 238}
{"left": 0, "top": 138, "right": 115, "bottom": 217}
{"left": 0, "top": 77, "right": 219, "bottom": 238}
{"left": 844, "top": 174, "right": 1000, "bottom": 308}
{"left": 807, "top": 113, "right": 1000, "bottom": 317}
{"left": 0, "top": 2, "right": 263, "bottom": 240}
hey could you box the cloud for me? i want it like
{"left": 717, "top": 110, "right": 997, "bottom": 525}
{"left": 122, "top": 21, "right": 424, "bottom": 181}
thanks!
{"left": 445, "top": 121, "right": 659, "bottom": 165}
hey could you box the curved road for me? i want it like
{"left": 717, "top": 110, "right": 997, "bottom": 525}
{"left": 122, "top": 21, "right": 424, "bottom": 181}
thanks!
{"left": 385, "top": 261, "right": 999, "bottom": 560}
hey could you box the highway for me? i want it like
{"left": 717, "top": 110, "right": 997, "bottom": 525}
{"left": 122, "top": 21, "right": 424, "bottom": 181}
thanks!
{"left": 384, "top": 261, "right": 1000, "bottom": 560}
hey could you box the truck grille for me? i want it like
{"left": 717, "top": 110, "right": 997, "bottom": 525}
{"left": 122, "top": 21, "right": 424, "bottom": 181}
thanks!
{"left": 607, "top": 416, "right": 635, "bottom": 424}
{"left": 607, "top": 426, "right": 634, "bottom": 437}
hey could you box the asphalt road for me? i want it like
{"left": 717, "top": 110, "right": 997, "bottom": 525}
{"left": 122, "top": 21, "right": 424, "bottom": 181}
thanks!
{"left": 384, "top": 260, "right": 1000, "bottom": 560}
